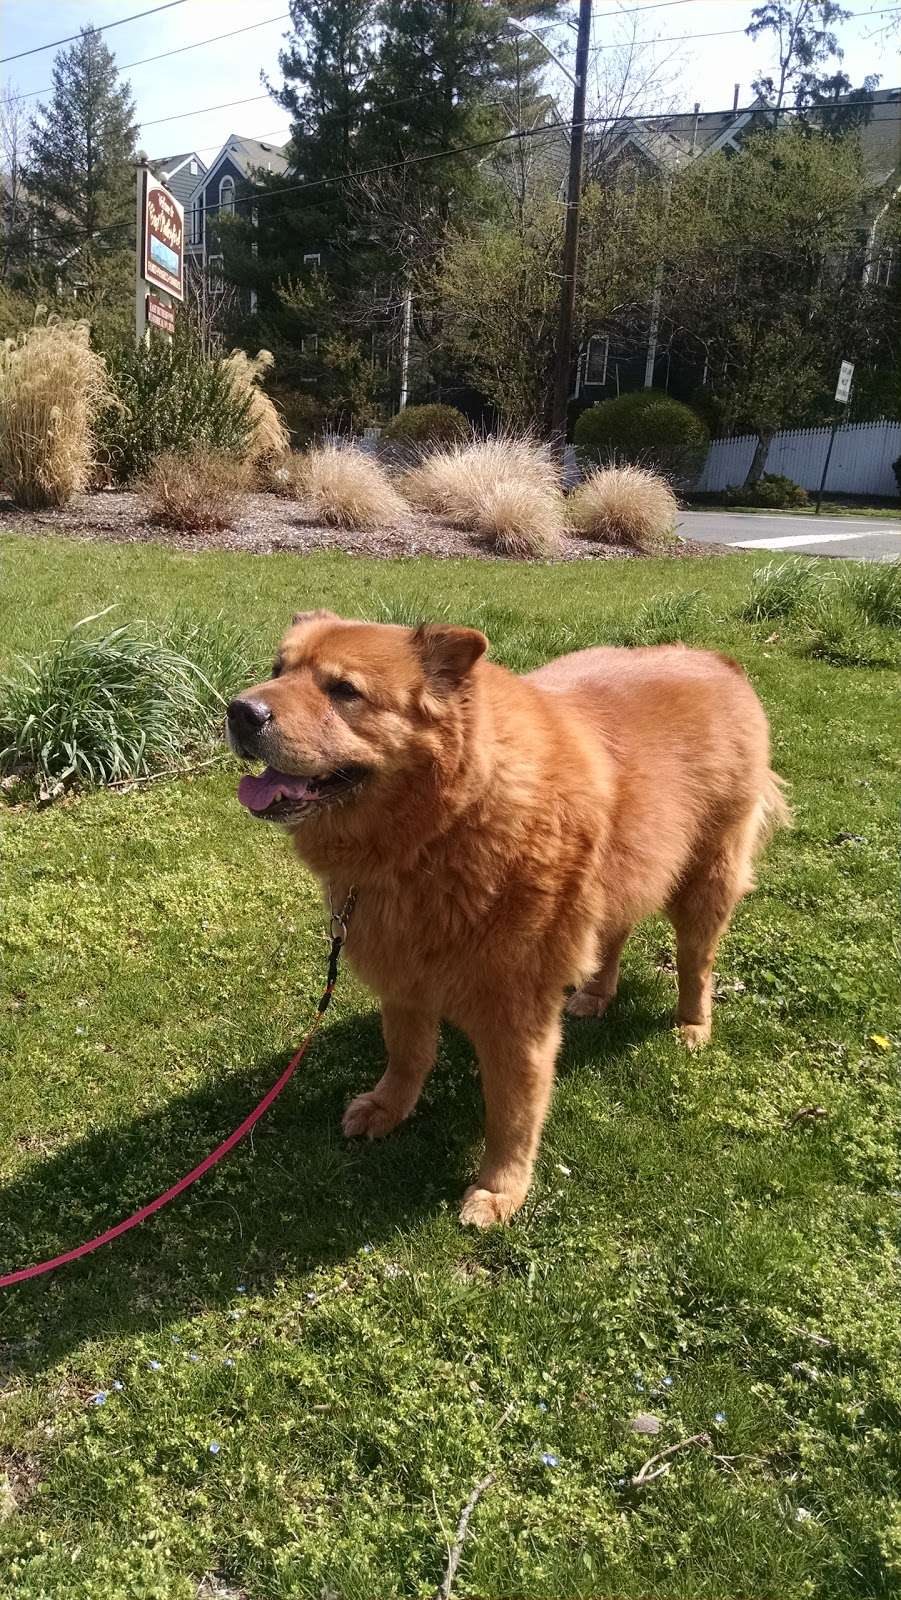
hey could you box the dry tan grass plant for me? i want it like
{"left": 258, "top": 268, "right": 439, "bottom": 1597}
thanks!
{"left": 0, "top": 316, "right": 110, "bottom": 508}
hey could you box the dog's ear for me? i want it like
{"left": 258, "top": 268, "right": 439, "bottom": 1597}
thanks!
{"left": 291, "top": 608, "right": 338, "bottom": 626}
{"left": 413, "top": 624, "right": 488, "bottom": 694}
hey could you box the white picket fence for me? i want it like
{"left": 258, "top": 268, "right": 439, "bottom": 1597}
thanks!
{"left": 695, "top": 420, "right": 900, "bottom": 497}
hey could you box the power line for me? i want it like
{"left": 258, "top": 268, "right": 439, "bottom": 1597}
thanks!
{"left": 11, "top": 13, "right": 289, "bottom": 106}
{"left": 0, "top": 0, "right": 192, "bottom": 65}
{"left": 28, "top": 96, "right": 897, "bottom": 250}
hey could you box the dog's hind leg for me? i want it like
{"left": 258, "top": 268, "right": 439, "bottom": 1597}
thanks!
{"left": 342, "top": 1003, "right": 439, "bottom": 1139}
{"left": 565, "top": 926, "right": 631, "bottom": 1019}
{"left": 460, "top": 1011, "right": 561, "bottom": 1227}
{"left": 666, "top": 814, "right": 758, "bottom": 1050}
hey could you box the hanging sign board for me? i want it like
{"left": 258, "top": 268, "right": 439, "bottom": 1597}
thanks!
{"left": 146, "top": 292, "right": 176, "bottom": 335}
{"left": 142, "top": 172, "right": 184, "bottom": 302}
{"left": 834, "top": 359, "right": 854, "bottom": 405}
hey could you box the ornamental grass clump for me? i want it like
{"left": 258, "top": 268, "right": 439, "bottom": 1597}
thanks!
{"left": 298, "top": 442, "right": 407, "bottom": 529}
{"left": 568, "top": 463, "right": 678, "bottom": 552}
{"left": 0, "top": 317, "right": 109, "bottom": 508}
{"left": 144, "top": 448, "right": 250, "bottom": 533}
{"left": 400, "top": 437, "right": 563, "bottom": 556}
{"left": 222, "top": 348, "right": 290, "bottom": 471}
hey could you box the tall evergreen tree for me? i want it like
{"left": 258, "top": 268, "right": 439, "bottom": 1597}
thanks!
{"left": 23, "top": 25, "right": 137, "bottom": 278}
{"left": 746, "top": 0, "right": 879, "bottom": 126}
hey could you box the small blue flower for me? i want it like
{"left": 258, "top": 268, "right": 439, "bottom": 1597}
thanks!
{"left": 112, "top": 1380, "right": 124, "bottom": 1392}
{"left": 714, "top": 1411, "right": 727, "bottom": 1423}
{"left": 229, "top": 1310, "right": 241, "bottom": 1321}
{"left": 634, "top": 1381, "right": 645, "bottom": 1392}
{"left": 539, "top": 1451, "right": 559, "bottom": 1468}
{"left": 236, "top": 1284, "right": 247, "bottom": 1294}
{"left": 362, "top": 1244, "right": 373, "bottom": 1255}
{"left": 662, "top": 1376, "right": 674, "bottom": 1388}
{"left": 537, "top": 1401, "right": 547, "bottom": 1413}
{"left": 170, "top": 1334, "right": 181, "bottom": 1344}
{"left": 223, "top": 1358, "right": 235, "bottom": 1368}
{"left": 305, "top": 1292, "right": 318, "bottom": 1303}
{"left": 92, "top": 1391, "right": 107, "bottom": 1406}
{"left": 617, "top": 1476, "right": 627, "bottom": 1487}
{"left": 188, "top": 1353, "right": 199, "bottom": 1364}
{"left": 208, "top": 1441, "right": 221, "bottom": 1455}
{"left": 147, "top": 1360, "right": 161, "bottom": 1372}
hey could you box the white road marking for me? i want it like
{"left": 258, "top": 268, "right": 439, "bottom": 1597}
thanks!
{"left": 732, "top": 531, "right": 883, "bottom": 550}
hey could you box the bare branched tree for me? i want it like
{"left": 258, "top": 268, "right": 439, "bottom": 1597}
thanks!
{"left": 183, "top": 260, "right": 242, "bottom": 357}
{"left": 0, "top": 81, "right": 30, "bottom": 281}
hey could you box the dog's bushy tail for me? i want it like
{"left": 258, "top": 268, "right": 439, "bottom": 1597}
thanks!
{"left": 754, "top": 770, "right": 792, "bottom": 849}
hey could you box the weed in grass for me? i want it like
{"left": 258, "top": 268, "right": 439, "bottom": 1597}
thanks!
{"left": 802, "top": 597, "right": 897, "bottom": 668}
{"left": 0, "top": 617, "right": 236, "bottom": 787}
{"left": 613, "top": 591, "right": 704, "bottom": 646}
{"left": 740, "top": 557, "right": 821, "bottom": 622}
{"left": 841, "top": 559, "right": 901, "bottom": 630}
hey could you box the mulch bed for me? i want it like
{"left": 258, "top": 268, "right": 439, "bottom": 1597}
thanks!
{"left": 0, "top": 490, "right": 729, "bottom": 561}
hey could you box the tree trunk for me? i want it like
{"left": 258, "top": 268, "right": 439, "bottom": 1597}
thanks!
{"left": 745, "top": 429, "right": 772, "bottom": 486}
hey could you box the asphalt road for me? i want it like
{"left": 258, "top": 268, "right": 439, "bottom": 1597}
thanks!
{"left": 678, "top": 509, "right": 900, "bottom": 561}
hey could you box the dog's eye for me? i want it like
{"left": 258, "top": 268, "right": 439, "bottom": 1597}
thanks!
{"left": 271, "top": 660, "right": 282, "bottom": 679}
{"left": 327, "top": 678, "right": 362, "bottom": 702}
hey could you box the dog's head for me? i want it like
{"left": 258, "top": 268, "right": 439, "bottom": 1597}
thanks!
{"left": 227, "top": 610, "right": 488, "bottom": 827}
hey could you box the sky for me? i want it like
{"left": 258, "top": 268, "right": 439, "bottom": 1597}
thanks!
{"left": 1, "top": 0, "right": 897, "bottom": 170}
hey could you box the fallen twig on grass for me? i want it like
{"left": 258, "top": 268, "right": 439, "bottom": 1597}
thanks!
{"left": 434, "top": 1473, "right": 496, "bottom": 1600}
{"left": 107, "top": 755, "right": 228, "bottom": 790}
{"left": 631, "top": 1431, "right": 711, "bottom": 1487}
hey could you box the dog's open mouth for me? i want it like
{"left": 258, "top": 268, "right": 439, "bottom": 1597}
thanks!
{"left": 237, "top": 764, "right": 368, "bottom": 822}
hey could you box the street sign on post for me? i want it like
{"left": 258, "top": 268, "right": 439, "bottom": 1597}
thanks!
{"left": 835, "top": 359, "right": 854, "bottom": 405}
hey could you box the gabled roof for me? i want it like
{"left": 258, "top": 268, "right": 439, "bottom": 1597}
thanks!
{"left": 184, "top": 134, "right": 291, "bottom": 203}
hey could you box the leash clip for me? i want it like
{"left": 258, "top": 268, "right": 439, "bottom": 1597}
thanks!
{"left": 328, "top": 886, "right": 357, "bottom": 945}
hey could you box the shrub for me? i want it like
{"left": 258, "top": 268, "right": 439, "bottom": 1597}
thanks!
{"left": 725, "top": 473, "right": 808, "bottom": 509}
{"left": 841, "top": 560, "right": 901, "bottom": 630}
{"left": 893, "top": 455, "right": 901, "bottom": 495}
{"left": 298, "top": 442, "right": 407, "bottom": 529}
{"left": 0, "top": 317, "right": 110, "bottom": 508}
{"left": 0, "top": 618, "right": 234, "bottom": 788}
{"left": 143, "top": 448, "right": 249, "bottom": 533}
{"left": 269, "top": 389, "right": 327, "bottom": 450}
{"left": 573, "top": 392, "right": 709, "bottom": 483}
{"left": 740, "top": 557, "right": 821, "bottom": 622}
{"left": 568, "top": 463, "right": 678, "bottom": 552}
{"left": 98, "top": 333, "right": 255, "bottom": 482}
{"left": 400, "top": 437, "right": 563, "bottom": 557}
{"left": 381, "top": 403, "right": 470, "bottom": 450}
{"left": 222, "top": 349, "right": 290, "bottom": 471}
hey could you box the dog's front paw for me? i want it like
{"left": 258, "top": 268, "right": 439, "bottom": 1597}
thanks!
{"left": 459, "top": 1185, "right": 521, "bottom": 1228}
{"left": 341, "top": 1091, "right": 406, "bottom": 1139}
{"left": 679, "top": 1022, "right": 711, "bottom": 1051}
{"left": 565, "top": 986, "right": 612, "bottom": 1019}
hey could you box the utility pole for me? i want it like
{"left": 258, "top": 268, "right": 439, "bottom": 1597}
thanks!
{"left": 398, "top": 285, "right": 412, "bottom": 411}
{"left": 550, "top": 0, "right": 592, "bottom": 453}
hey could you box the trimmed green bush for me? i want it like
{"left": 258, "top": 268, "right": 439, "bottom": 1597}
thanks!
{"left": 381, "top": 403, "right": 470, "bottom": 449}
{"left": 725, "top": 473, "right": 808, "bottom": 509}
{"left": 573, "top": 391, "right": 709, "bottom": 483}
{"left": 97, "top": 332, "right": 255, "bottom": 483}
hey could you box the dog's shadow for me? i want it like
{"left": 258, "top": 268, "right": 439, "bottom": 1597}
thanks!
{"left": 1, "top": 989, "right": 662, "bottom": 1372}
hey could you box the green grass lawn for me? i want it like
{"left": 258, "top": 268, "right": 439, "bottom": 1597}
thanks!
{"left": 1, "top": 531, "right": 898, "bottom": 1600}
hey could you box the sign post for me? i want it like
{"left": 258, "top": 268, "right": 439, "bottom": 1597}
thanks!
{"left": 814, "top": 359, "right": 854, "bottom": 516}
{"left": 135, "top": 163, "right": 184, "bottom": 345}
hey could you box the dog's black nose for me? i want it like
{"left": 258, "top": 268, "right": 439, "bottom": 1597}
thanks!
{"left": 227, "top": 696, "right": 272, "bottom": 734}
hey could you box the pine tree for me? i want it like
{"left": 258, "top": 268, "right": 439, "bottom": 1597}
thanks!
{"left": 23, "top": 25, "right": 137, "bottom": 277}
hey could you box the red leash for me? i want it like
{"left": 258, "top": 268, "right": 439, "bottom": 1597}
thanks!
{"left": 0, "top": 904, "right": 354, "bottom": 1290}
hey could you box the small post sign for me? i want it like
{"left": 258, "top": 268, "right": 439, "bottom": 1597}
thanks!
{"left": 135, "top": 163, "right": 183, "bottom": 342}
{"left": 835, "top": 359, "right": 854, "bottom": 405}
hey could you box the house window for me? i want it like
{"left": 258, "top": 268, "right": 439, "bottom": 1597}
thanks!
{"left": 586, "top": 335, "right": 609, "bottom": 386}
{"left": 190, "top": 159, "right": 198, "bottom": 175}
{"left": 303, "top": 252, "right": 321, "bottom": 268}
{"left": 219, "top": 175, "right": 236, "bottom": 216}
{"left": 301, "top": 334, "right": 319, "bottom": 355}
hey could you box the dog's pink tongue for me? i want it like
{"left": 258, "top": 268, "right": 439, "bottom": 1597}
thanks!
{"left": 237, "top": 766, "right": 314, "bottom": 813}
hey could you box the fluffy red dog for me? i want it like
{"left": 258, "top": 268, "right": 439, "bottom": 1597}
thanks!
{"left": 228, "top": 611, "right": 787, "bottom": 1227}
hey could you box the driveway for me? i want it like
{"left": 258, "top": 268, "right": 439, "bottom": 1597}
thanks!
{"left": 678, "top": 509, "right": 900, "bottom": 561}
